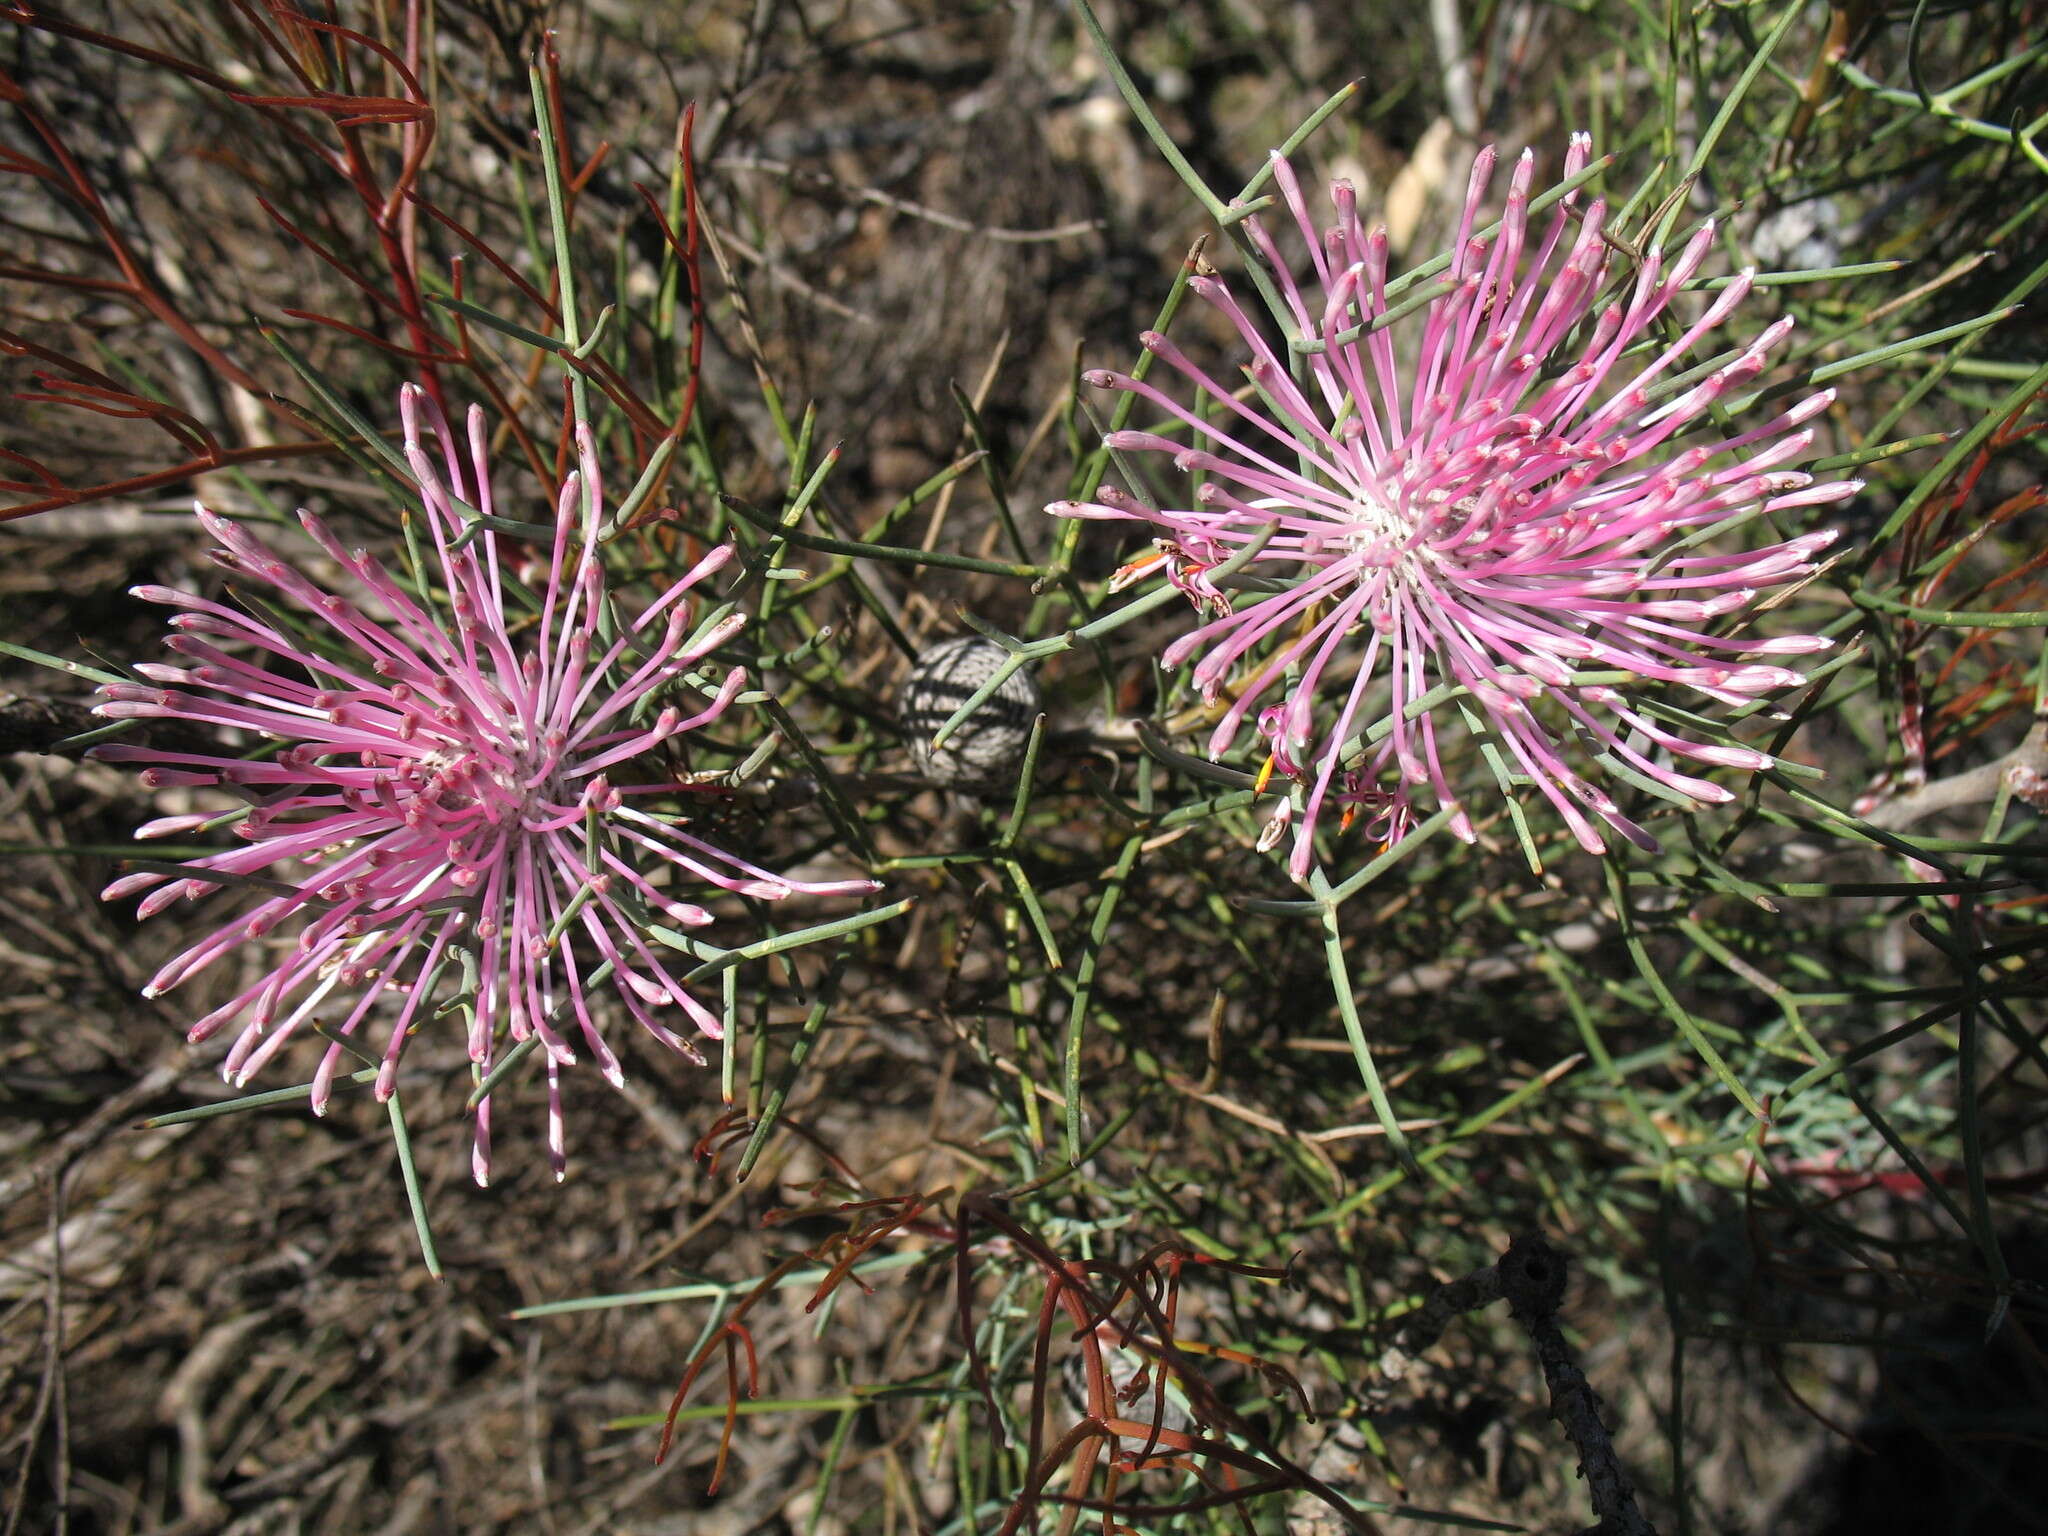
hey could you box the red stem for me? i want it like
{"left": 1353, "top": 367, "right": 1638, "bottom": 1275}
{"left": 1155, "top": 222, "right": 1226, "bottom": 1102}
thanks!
{"left": 0, "top": 440, "right": 335, "bottom": 522}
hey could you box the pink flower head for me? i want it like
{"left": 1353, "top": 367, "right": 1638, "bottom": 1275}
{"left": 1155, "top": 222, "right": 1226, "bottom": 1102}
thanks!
{"left": 1051, "top": 137, "right": 1856, "bottom": 878}
{"left": 96, "top": 385, "right": 879, "bottom": 1182}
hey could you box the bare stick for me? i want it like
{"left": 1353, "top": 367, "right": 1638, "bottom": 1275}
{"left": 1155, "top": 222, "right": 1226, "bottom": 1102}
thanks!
{"left": 1863, "top": 714, "right": 2048, "bottom": 830}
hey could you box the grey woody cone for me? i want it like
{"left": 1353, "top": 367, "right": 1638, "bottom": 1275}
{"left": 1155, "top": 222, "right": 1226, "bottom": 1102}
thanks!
{"left": 898, "top": 634, "right": 1041, "bottom": 790}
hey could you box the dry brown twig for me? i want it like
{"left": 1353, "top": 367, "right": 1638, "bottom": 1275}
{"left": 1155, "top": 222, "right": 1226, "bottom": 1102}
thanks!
{"left": 1, "top": 1166, "right": 68, "bottom": 1536}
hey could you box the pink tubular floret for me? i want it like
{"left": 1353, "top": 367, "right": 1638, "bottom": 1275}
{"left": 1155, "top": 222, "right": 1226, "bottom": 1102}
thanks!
{"left": 1052, "top": 138, "right": 1853, "bottom": 878}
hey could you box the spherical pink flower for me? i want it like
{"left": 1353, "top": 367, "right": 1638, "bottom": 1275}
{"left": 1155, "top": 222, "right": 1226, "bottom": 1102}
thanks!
{"left": 96, "top": 385, "right": 878, "bottom": 1182}
{"left": 1051, "top": 137, "right": 1856, "bottom": 879}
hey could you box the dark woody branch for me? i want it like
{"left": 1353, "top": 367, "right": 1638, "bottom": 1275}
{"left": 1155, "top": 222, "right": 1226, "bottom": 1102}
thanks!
{"left": 1371, "top": 1233, "right": 1656, "bottom": 1536}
